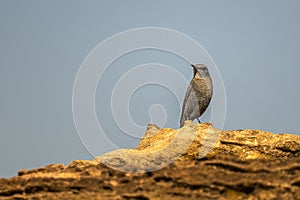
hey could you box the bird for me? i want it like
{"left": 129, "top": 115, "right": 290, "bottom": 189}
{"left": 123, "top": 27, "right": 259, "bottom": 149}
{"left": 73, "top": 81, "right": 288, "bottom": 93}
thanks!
{"left": 180, "top": 64, "right": 213, "bottom": 127}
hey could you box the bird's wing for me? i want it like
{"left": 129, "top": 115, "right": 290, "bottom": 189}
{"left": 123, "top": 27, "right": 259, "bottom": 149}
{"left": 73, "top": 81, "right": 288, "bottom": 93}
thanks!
{"left": 182, "top": 82, "right": 193, "bottom": 109}
{"left": 180, "top": 81, "right": 194, "bottom": 125}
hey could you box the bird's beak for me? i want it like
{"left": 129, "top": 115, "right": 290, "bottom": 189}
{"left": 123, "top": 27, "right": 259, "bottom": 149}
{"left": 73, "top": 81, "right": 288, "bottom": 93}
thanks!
{"left": 191, "top": 64, "right": 195, "bottom": 68}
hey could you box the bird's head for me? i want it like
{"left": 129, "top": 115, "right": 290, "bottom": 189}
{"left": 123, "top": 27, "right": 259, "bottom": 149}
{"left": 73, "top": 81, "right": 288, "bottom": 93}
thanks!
{"left": 191, "top": 64, "right": 210, "bottom": 77}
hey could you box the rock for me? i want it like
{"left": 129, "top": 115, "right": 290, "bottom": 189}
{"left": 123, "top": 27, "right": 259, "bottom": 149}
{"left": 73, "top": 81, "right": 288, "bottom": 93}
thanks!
{"left": 94, "top": 121, "right": 203, "bottom": 172}
{"left": 1, "top": 121, "right": 300, "bottom": 199}
{"left": 95, "top": 121, "right": 300, "bottom": 172}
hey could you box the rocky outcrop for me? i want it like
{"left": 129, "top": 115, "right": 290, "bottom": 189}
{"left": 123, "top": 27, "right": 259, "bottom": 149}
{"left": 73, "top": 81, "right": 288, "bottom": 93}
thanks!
{"left": 95, "top": 121, "right": 300, "bottom": 172}
{"left": 1, "top": 121, "right": 300, "bottom": 199}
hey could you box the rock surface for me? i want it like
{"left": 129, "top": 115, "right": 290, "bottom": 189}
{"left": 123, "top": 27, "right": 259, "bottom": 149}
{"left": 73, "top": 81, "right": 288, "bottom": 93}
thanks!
{"left": 1, "top": 121, "right": 300, "bottom": 199}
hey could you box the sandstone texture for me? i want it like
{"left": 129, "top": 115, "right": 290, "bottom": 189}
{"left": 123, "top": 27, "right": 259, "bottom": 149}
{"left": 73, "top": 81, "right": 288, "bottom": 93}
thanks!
{"left": 1, "top": 121, "right": 300, "bottom": 199}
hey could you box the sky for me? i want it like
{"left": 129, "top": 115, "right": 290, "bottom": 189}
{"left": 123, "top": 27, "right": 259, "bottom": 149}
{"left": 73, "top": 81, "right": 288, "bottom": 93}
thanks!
{"left": 0, "top": 0, "right": 300, "bottom": 178}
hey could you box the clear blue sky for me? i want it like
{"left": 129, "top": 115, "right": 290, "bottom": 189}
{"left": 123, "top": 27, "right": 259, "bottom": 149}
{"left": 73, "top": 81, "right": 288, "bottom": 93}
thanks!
{"left": 0, "top": 0, "right": 299, "bottom": 177}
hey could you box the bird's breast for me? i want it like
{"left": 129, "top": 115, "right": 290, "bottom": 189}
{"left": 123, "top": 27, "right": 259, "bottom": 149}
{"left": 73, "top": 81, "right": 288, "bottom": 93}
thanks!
{"left": 192, "top": 77, "right": 212, "bottom": 97}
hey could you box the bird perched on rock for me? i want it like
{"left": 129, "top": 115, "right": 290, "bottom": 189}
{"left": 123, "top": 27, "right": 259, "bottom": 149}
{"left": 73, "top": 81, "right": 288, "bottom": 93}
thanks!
{"left": 180, "top": 64, "right": 213, "bottom": 127}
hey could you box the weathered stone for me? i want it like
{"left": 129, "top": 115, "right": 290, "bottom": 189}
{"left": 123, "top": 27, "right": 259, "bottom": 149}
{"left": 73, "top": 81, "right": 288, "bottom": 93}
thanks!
{"left": 95, "top": 120, "right": 300, "bottom": 171}
{"left": 0, "top": 121, "right": 300, "bottom": 199}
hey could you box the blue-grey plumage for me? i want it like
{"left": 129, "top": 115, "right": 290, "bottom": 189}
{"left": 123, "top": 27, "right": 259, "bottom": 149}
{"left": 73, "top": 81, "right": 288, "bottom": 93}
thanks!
{"left": 180, "top": 64, "right": 213, "bottom": 127}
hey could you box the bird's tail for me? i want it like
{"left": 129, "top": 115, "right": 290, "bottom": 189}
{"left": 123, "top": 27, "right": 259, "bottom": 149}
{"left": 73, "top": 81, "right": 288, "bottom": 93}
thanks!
{"left": 179, "top": 116, "right": 186, "bottom": 128}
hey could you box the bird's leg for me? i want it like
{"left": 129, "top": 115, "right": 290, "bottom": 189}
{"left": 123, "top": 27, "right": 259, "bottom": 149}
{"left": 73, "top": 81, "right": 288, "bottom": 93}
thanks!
{"left": 197, "top": 118, "right": 201, "bottom": 123}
